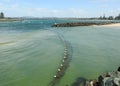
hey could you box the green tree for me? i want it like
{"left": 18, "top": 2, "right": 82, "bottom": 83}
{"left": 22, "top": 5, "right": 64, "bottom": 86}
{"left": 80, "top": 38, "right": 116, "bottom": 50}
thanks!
{"left": 115, "top": 14, "right": 120, "bottom": 20}
{"left": 99, "top": 16, "right": 103, "bottom": 19}
{"left": 0, "top": 12, "right": 4, "bottom": 18}
{"left": 108, "top": 16, "right": 114, "bottom": 20}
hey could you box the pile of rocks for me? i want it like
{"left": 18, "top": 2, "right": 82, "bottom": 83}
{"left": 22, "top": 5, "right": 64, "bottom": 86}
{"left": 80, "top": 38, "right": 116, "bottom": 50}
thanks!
{"left": 52, "top": 22, "right": 118, "bottom": 27}
{"left": 86, "top": 67, "right": 120, "bottom": 86}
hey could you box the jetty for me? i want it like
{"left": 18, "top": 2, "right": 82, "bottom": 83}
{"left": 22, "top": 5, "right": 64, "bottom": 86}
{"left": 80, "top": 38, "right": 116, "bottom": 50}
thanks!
{"left": 52, "top": 22, "right": 119, "bottom": 27}
{"left": 85, "top": 67, "right": 120, "bottom": 86}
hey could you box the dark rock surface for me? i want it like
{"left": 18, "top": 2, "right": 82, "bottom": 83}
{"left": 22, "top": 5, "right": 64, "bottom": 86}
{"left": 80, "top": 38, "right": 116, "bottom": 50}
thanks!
{"left": 86, "top": 67, "right": 120, "bottom": 86}
{"left": 52, "top": 22, "right": 118, "bottom": 27}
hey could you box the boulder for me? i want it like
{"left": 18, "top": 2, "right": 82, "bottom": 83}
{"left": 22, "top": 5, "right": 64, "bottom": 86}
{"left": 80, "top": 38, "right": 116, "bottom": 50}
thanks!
{"left": 85, "top": 67, "right": 120, "bottom": 86}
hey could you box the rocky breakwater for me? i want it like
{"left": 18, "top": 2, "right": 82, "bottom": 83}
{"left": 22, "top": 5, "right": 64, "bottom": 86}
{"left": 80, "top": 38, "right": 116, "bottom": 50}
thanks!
{"left": 86, "top": 67, "right": 120, "bottom": 86}
{"left": 52, "top": 22, "right": 118, "bottom": 27}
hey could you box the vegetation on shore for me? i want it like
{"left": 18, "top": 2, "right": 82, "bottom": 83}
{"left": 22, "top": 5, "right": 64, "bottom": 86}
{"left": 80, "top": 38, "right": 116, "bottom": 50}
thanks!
{"left": 0, "top": 12, "right": 4, "bottom": 18}
{"left": 52, "top": 13, "right": 120, "bottom": 27}
{"left": 0, "top": 12, "right": 120, "bottom": 23}
{"left": 0, "top": 12, "right": 23, "bottom": 22}
{"left": 0, "top": 18, "right": 23, "bottom": 22}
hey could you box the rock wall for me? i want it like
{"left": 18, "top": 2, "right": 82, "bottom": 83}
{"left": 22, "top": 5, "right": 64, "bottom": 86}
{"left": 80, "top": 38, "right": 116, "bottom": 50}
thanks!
{"left": 86, "top": 67, "right": 120, "bottom": 86}
{"left": 52, "top": 22, "right": 118, "bottom": 27}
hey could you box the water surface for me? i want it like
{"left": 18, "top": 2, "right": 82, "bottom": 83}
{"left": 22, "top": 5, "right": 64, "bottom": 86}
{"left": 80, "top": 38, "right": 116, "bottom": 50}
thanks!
{"left": 0, "top": 20, "right": 120, "bottom": 86}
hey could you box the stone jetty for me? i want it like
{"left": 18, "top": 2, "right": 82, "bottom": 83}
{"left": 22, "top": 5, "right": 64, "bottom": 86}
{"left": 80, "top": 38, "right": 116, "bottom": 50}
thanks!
{"left": 86, "top": 67, "right": 120, "bottom": 86}
{"left": 52, "top": 22, "right": 118, "bottom": 27}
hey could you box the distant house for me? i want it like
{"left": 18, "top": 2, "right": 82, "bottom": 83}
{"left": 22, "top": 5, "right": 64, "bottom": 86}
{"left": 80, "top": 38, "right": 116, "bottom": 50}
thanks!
{"left": 0, "top": 12, "right": 4, "bottom": 18}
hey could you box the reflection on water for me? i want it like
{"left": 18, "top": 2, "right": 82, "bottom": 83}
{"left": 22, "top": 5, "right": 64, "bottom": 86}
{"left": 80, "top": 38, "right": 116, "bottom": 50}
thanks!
{"left": 0, "top": 20, "right": 120, "bottom": 86}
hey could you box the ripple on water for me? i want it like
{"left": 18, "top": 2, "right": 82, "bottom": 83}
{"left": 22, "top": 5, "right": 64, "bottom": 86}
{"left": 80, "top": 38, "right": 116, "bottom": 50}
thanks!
{"left": 0, "top": 30, "right": 64, "bottom": 86}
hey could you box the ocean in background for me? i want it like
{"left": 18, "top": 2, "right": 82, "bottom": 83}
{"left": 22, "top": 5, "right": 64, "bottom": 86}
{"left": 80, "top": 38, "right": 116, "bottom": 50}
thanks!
{"left": 0, "top": 19, "right": 120, "bottom": 86}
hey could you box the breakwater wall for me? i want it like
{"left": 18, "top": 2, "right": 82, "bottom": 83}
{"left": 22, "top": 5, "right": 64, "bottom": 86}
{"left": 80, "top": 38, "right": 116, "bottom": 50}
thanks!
{"left": 85, "top": 67, "right": 120, "bottom": 86}
{"left": 71, "top": 67, "right": 120, "bottom": 86}
{"left": 52, "top": 22, "right": 119, "bottom": 27}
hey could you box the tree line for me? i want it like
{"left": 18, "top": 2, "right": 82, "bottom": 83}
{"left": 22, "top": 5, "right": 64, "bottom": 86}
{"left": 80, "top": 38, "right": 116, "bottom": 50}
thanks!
{"left": 0, "top": 12, "right": 120, "bottom": 20}
{"left": 99, "top": 14, "right": 120, "bottom": 20}
{"left": 0, "top": 12, "right": 4, "bottom": 18}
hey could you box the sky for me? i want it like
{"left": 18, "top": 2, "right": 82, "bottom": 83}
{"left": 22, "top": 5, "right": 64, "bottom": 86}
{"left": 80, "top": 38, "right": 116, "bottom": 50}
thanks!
{"left": 0, "top": 0, "right": 120, "bottom": 17}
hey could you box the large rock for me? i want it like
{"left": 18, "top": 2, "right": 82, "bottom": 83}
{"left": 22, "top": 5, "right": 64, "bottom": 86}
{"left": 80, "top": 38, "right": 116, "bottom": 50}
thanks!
{"left": 86, "top": 67, "right": 120, "bottom": 86}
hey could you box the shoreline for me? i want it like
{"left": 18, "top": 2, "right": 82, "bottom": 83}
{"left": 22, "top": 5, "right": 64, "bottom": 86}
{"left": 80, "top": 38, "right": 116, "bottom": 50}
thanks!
{"left": 86, "top": 67, "right": 120, "bottom": 86}
{"left": 1, "top": 18, "right": 120, "bottom": 27}
{"left": 52, "top": 22, "right": 120, "bottom": 27}
{"left": 0, "top": 18, "right": 23, "bottom": 22}
{"left": 97, "top": 23, "right": 120, "bottom": 27}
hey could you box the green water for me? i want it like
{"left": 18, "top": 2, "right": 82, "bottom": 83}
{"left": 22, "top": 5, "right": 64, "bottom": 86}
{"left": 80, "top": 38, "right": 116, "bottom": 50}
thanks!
{"left": 0, "top": 30, "right": 64, "bottom": 86}
{"left": 55, "top": 26, "right": 120, "bottom": 86}
{"left": 0, "top": 24, "right": 120, "bottom": 86}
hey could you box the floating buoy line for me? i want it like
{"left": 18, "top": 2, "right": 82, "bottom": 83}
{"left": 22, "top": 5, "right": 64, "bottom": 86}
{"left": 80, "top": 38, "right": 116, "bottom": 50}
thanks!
{"left": 48, "top": 29, "right": 73, "bottom": 86}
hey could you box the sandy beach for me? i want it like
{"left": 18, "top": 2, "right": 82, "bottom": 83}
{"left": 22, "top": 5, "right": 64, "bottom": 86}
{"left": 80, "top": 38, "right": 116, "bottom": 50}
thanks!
{"left": 99, "top": 23, "right": 120, "bottom": 27}
{"left": 0, "top": 18, "right": 23, "bottom": 22}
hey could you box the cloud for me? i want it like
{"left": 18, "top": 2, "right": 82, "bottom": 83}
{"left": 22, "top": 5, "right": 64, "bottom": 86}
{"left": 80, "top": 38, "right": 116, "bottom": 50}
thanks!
{"left": 0, "top": 3, "right": 87, "bottom": 17}
{"left": 24, "top": 8, "right": 86, "bottom": 17}
{"left": 0, "top": 1, "right": 119, "bottom": 18}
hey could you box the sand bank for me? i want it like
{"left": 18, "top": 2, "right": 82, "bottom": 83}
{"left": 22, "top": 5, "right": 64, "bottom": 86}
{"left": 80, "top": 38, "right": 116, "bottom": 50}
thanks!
{"left": 97, "top": 23, "right": 120, "bottom": 27}
{"left": 0, "top": 18, "right": 23, "bottom": 22}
